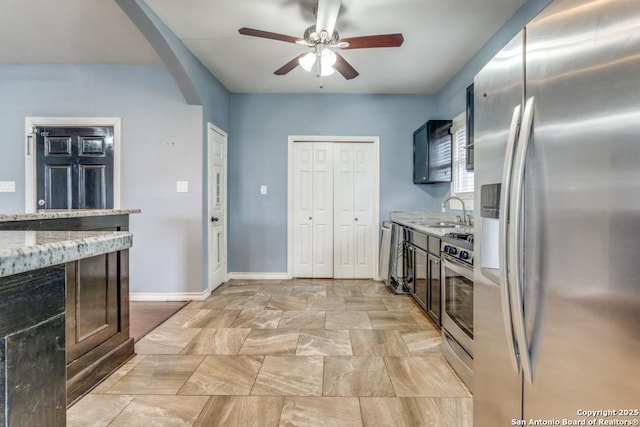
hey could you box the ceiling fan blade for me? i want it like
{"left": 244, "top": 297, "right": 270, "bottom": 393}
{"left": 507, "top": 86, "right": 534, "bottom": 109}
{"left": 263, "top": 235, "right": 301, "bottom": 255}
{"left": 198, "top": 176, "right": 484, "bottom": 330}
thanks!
{"left": 334, "top": 52, "right": 359, "bottom": 80}
{"left": 274, "top": 54, "right": 306, "bottom": 75}
{"left": 316, "top": 0, "right": 341, "bottom": 36}
{"left": 339, "top": 33, "right": 404, "bottom": 49}
{"left": 238, "top": 27, "right": 301, "bottom": 44}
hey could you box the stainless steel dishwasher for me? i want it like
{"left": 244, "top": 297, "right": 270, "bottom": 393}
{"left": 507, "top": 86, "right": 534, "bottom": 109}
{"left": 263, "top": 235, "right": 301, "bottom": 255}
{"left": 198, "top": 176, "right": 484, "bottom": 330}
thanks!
{"left": 386, "top": 222, "right": 409, "bottom": 294}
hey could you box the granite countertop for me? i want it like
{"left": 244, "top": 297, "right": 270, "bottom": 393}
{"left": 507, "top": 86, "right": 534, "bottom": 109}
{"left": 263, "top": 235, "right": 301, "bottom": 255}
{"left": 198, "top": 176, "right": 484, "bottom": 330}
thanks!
{"left": 0, "top": 230, "right": 133, "bottom": 278}
{"left": 390, "top": 211, "right": 473, "bottom": 236}
{"left": 0, "top": 209, "right": 141, "bottom": 223}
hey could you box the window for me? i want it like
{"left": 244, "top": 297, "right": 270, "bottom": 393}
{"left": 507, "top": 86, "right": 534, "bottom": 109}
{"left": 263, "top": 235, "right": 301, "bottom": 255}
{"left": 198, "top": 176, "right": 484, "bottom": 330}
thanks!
{"left": 451, "top": 112, "right": 474, "bottom": 200}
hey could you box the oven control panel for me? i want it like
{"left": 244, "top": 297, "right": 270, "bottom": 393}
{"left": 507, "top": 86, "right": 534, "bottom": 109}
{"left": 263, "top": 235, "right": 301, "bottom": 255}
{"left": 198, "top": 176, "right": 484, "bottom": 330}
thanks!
{"left": 441, "top": 242, "right": 474, "bottom": 266}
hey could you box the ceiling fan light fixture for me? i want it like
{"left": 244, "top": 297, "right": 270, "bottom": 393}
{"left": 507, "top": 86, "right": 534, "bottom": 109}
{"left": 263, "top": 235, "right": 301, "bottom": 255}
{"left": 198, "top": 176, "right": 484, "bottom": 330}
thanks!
{"left": 321, "top": 48, "right": 337, "bottom": 67}
{"left": 299, "top": 52, "right": 316, "bottom": 72}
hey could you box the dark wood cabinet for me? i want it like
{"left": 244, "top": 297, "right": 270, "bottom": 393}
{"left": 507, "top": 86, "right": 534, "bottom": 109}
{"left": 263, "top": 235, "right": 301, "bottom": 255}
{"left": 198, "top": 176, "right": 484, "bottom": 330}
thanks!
{"left": 466, "top": 83, "right": 475, "bottom": 171}
{"left": 0, "top": 214, "right": 134, "bottom": 404}
{"left": 413, "top": 120, "right": 453, "bottom": 184}
{"left": 404, "top": 228, "right": 442, "bottom": 326}
{"left": 0, "top": 266, "right": 67, "bottom": 426}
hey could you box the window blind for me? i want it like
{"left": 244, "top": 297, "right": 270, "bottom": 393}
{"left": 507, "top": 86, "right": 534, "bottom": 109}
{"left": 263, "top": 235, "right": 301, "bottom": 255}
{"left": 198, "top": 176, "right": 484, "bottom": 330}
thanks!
{"left": 452, "top": 113, "right": 474, "bottom": 196}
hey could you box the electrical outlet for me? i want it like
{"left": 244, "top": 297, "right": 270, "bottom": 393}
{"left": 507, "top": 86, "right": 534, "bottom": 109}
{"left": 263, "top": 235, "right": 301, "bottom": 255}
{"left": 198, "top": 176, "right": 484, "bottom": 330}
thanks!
{"left": 0, "top": 181, "right": 16, "bottom": 192}
{"left": 176, "top": 181, "right": 189, "bottom": 193}
{"left": 260, "top": 185, "right": 267, "bottom": 195}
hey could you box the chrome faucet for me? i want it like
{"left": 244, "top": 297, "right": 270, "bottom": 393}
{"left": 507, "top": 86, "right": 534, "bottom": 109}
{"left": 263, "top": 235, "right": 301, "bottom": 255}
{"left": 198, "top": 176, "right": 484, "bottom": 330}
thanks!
{"left": 442, "top": 196, "right": 468, "bottom": 225}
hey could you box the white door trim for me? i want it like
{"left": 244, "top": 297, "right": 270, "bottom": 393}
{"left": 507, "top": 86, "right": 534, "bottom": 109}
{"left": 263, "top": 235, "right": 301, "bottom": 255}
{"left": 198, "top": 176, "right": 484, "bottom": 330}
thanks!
{"left": 287, "top": 135, "right": 381, "bottom": 280}
{"left": 24, "top": 117, "right": 122, "bottom": 212}
{"left": 207, "top": 122, "right": 228, "bottom": 291}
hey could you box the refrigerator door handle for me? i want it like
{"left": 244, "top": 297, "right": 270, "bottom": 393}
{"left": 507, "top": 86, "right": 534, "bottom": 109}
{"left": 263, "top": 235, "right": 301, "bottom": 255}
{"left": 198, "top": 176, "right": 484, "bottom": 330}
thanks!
{"left": 509, "top": 96, "right": 535, "bottom": 384}
{"left": 499, "top": 103, "right": 522, "bottom": 373}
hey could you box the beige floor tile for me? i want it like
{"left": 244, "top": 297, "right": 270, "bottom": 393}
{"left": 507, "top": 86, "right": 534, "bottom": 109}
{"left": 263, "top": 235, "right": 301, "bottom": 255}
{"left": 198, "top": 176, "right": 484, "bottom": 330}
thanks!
{"left": 305, "top": 296, "right": 346, "bottom": 311}
{"left": 297, "top": 330, "right": 353, "bottom": 356}
{"left": 381, "top": 296, "right": 419, "bottom": 311}
{"left": 256, "top": 285, "right": 294, "bottom": 297}
{"left": 326, "top": 286, "right": 363, "bottom": 297}
{"left": 182, "top": 309, "right": 242, "bottom": 328}
{"left": 251, "top": 356, "right": 323, "bottom": 396}
{"left": 160, "top": 308, "right": 211, "bottom": 326}
{"left": 360, "top": 283, "right": 392, "bottom": 297}
{"left": 195, "top": 396, "right": 284, "bottom": 427}
{"left": 433, "top": 397, "right": 473, "bottom": 427}
{"left": 323, "top": 357, "right": 395, "bottom": 397}
{"left": 279, "top": 397, "right": 363, "bottom": 427}
{"left": 309, "top": 278, "right": 337, "bottom": 286}
{"left": 200, "top": 296, "right": 243, "bottom": 310}
{"left": 224, "top": 295, "right": 272, "bottom": 310}
{"left": 230, "top": 309, "right": 283, "bottom": 329}
{"left": 384, "top": 356, "right": 471, "bottom": 397}
{"left": 238, "top": 329, "right": 300, "bottom": 355}
{"left": 109, "top": 395, "right": 209, "bottom": 426}
{"left": 291, "top": 285, "right": 327, "bottom": 297}
{"left": 179, "top": 355, "right": 264, "bottom": 395}
{"left": 368, "top": 311, "right": 421, "bottom": 330}
{"left": 325, "top": 311, "right": 372, "bottom": 329}
{"left": 67, "top": 394, "right": 136, "bottom": 427}
{"left": 181, "top": 328, "right": 251, "bottom": 355}
{"left": 106, "top": 355, "right": 204, "bottom": 395}
{"left": 266, "top": 296, "right": 308, "bottom": 311}
{"left": 218, "top": 285, "right": 260, "bottom": 296}
{"left": 342, "top": 279, "right": 375, "bottom": 286}
{"left": 350, "top": 330, "right": 411, "bottom": 356}
{"left": 134, "top": 325, "right": 202, "bottom": 355}
{"left": 91, "top": 354, "right": 147, "bottom": 393}
{"left": 411, "top": 311, "right": 440, "bottom": 330}
{"left": 344, "top": 297, "right": 387, "bottom": 311}
{"left": 360, "top": 397, "right": 448, "bottom": 427}
{"left": 400, "top": 330, "right": 442, "bottom": 355}
{"left": 277, "top": 311, "right": 326, "bottom": 329}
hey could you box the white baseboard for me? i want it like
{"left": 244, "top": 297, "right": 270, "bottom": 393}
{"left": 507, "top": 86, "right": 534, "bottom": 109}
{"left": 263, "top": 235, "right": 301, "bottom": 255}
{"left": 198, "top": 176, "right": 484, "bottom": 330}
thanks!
{"left": 227, "top": 272, "right": 291, "bottom": 280}
{"left": 130, "top": 289, "right": 211, "bottom": 301}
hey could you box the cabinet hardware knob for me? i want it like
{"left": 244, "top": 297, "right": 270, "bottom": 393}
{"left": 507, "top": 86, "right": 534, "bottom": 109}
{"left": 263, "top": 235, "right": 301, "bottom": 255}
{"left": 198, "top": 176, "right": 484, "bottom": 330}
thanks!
{"left": 211, "top": 217, "right": 219, "bottom": 222}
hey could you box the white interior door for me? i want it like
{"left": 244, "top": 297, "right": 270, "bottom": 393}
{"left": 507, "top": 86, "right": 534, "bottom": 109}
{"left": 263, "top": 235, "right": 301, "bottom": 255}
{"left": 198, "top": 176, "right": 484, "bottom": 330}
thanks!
{"left": 334, "top": 143, "right": 375, "bottom": 278}
{"left": 208, "top": 124, "right": 227, "bottom": 291}
{"left": 293, "top": 142, "right": 334, "bottom": 277}
{"left": 311, "top": 143, "right": 334, "bottom": 277}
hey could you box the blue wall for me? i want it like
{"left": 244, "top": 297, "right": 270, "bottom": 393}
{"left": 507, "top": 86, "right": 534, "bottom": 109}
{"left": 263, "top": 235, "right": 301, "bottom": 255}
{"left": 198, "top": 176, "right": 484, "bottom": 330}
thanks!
{"left": 228, "top": 93, "right": 449, "bottom": 272}
{"left": 0, "top": 65, "right": 205, "bottom": 295}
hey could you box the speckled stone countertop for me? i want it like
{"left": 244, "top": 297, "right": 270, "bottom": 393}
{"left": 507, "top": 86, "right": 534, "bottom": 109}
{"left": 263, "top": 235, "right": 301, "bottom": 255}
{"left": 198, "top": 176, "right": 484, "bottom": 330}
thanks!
{"left": 0, "top": 209, "right": 141, "bottom": 223}
{"left": 0, "top": 231, "right": 133, "bottom": 278}
{"left": 390, "top": 211, "right": 473, "bottom": 236}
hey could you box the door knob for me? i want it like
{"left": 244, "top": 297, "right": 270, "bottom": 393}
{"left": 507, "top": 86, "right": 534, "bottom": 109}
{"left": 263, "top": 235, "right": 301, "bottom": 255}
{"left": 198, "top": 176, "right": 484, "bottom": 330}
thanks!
{"left": 308, "top": 216, "right": 312, "bottom": 220}
{"left": 354, "top": 217, "right": 358, "bottom": 221}
{"left": 211, "top": 217, "right": 219, "bottom": 222}
{"left": 38, "top": 199, "right": 45, "bottom": 207}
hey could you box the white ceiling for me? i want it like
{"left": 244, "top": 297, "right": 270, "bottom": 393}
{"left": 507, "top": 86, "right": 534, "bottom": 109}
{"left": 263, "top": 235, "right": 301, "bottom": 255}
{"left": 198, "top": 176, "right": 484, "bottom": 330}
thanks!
{"left": 0, "top": 0, "right": 528, "bottom": 94}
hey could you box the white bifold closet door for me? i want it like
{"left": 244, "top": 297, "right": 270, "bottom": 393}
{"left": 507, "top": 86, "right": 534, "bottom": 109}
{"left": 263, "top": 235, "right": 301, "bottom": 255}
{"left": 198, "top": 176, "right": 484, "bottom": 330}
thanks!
{"left": 333, "top": 143, "right": 375, "bottom": 278}
{"left": 293, "top": 142, "right": 334, "bottom": 278}
{"left": 292, "top": 141, "right": 375, "bottom": 279}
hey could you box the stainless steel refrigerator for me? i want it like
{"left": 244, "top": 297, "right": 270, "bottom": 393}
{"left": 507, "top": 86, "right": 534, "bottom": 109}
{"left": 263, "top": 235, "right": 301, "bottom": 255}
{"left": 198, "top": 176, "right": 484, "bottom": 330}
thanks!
{"left": 473, "top": 0, "right": 640, "bottom": 425}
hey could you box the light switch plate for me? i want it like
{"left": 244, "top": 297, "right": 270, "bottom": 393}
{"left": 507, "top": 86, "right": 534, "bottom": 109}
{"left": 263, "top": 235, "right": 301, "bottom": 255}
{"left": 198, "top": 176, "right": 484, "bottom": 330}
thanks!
{"left": 0, "top": 181, "right": 16, "bottom": 192}
{"left": 260, "top": 185, "right": 267, "bottom": 195}
{"left": 176, "top": 181, "right": 189, "bottom": 193}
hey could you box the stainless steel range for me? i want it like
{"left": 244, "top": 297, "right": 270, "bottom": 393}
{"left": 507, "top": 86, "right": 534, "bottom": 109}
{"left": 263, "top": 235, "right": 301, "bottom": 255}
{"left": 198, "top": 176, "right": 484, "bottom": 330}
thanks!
{"left": 440, "top": 232, "right": 474, "bottom": 390}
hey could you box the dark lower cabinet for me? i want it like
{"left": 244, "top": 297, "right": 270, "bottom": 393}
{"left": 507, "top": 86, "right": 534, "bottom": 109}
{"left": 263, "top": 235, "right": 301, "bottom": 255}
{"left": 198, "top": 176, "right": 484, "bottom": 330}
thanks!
{"left": 0, "top": 214, "right": 134, "bottom": 405}
{"left": 65, "top": 251, "right": 133, "bottom": 404}
{"left": 404, "top": 227, "right": 442, "bottom": 326}
{"left": 0, "top": 266, "right": 67, "bottom": 427}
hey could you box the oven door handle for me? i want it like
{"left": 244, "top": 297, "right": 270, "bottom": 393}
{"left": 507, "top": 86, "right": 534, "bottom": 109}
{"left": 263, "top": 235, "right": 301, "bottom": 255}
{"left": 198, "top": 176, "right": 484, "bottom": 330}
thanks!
{"left": 509, "top": 96, "right": 535, "bottom": 384}
{"left": 499, "top": 103, "right": 522, "bottom": 373}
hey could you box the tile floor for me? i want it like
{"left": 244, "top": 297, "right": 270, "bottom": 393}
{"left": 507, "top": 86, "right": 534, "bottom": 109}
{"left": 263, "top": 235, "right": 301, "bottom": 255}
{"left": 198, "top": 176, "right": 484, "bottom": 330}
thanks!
{"left": 67, "top": 279, "right": 472, "bottom": 426}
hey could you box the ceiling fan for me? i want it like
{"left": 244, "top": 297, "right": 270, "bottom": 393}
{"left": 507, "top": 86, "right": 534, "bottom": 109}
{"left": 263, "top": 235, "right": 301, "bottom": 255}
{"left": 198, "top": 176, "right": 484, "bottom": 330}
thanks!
{"left": 238, "top": 0, "right": 404, "bottom": 83}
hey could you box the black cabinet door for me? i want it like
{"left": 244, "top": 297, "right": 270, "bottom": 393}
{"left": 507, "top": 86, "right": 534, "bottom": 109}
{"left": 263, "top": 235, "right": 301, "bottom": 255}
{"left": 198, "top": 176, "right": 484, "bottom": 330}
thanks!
{"left": 466, "top": 84, "right": 475, "bottom": 171}
{"left": 36, "top": 126, "right": 114, "bottom": 210}
{"left": 413, "top": 120, "right": 452, "bottom": 184}
{"left": 427, "top": 254, "right": 442, "bottom": 325}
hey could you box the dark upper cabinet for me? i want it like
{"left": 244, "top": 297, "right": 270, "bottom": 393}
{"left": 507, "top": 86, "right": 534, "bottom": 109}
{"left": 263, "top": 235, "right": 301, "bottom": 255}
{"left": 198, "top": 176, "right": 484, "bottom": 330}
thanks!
{"left": 413, "top": 120, "right": 452, "bottom": 184}
{"left": 466, "top": 83, "right": 475, "bottom": 171}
